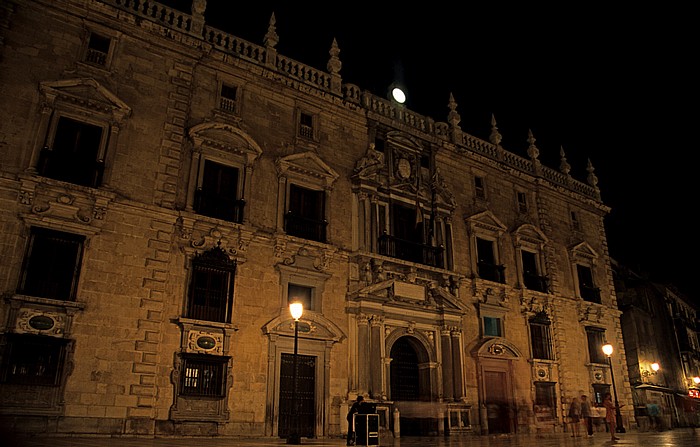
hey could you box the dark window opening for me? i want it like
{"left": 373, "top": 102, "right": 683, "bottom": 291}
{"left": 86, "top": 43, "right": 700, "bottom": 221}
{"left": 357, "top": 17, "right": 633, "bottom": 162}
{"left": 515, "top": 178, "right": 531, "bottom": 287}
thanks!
{"left": 517, "top": 192, "right": 528, "bottom": 213}
{"left": 577, "top": 265, "right": 601, "bottom": 303}
{"left": 0, "top": 334, "right": 68, "bottom": 386}
{"left": 522, "top": 250, "right": 548, "bottom": 292}
{"left": 483, "top": 316, "right": 502, "bottom": 337}
{"left": 180, "top": 354, "right": 227, "bottom": 397}
{"left": 390, "top": 338, "right": 420, "bottom": 401}
{"left": 530, "top": 312, "right": 553, "bottom": 360}
{"left": 474, "top": 176, "right": 485, "bottom": 199}
{"left": 571, "top": 211, "right": 581, "bottom": 231}
{"left": 18, "top": 227, "right": 84, "bottom": 301}
{"left": 186, "top": 246, "right": 236, "bottom": 323}
{"left": 86, "top": 33, "right": 110, "bottom": 66}
{"left": 288, "top": 284, "right": 313, "bottom": 311}
{"left": 299, "top": 112, "right": 313, "bottom": 138}
{"left": 535, "top": 382, "right": 557, "bottom": 420}
{"left": 586, "top": 327, "right": 607, "bottom": 364}
{"left": 284, "top": 184, "right": 326, "bottom": 242}
{"left": 374, "top": 137, "right": 385, "bottom": 152}
{"left": 377, "top": 203, "right": 443, "bottom": 267}
{"left": 219, "top": 84, "right": 237, "bottom": 113}
{"left": 38, "top": 116, "right": 104, "bottom": 188}
{"left": 476, "top": 238, "right": 504, "bottom": 283}
{"left": 194, "top": 160, "right": 243, "bottom": 223}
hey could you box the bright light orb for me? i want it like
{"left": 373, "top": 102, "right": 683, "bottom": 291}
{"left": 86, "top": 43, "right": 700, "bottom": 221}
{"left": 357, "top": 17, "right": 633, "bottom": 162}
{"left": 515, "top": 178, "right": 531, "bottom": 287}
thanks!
{"left": 693, "top": 377, "right": 700, "bottom": 385}
{"left": 602, "top": 343, "right": 613, "bottom": 356}
{"left": 391, "top": 87, "right": 406, "bottom": 104}
{"left": 289, "top": 302, "right": 304, "bottom": 320}
{"left": 651, "top": 362, "right": 660, "bottom": 372}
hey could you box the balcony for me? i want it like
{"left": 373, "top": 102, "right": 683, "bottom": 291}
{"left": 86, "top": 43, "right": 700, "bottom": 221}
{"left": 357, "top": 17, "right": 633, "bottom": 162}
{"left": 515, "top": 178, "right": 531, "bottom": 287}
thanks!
{"left": 194, "top": 189, "right": 245, "bottom": 223}
{"left": 477, "top": 261, "right": 505, "bottom": 284}
{"left": 580, "top": 285, "right": 602, "bottom": 304}
{"left": 38, "top": 147, "right": 104, "bottom": 188}
{"left": 284, "top": 211, "right": 327, "bottom": 243}
{"left": 378, "top": 233, "right": 444, "bottom": 268}
{"left": 524, "top": 272, "right": 549, "bottom": 293}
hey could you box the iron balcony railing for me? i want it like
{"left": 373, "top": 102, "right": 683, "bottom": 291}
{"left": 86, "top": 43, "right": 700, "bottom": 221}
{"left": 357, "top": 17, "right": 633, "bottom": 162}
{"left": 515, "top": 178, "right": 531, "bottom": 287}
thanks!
{"left": 194, "top": 189, "right": 245, "bottom": 223}
{"left": 477, "top": 261, "right": 506, "bottom": 284}
{"left": 524, "top": 273, "right": 549, "bottom": 293}
{"left": 38, "top": 147, "right": 104, "bottom": 188}
{"left": 378, "top": 233, "right": 444, "bottom": 268}
{"left": 284, "top": 211, "right": 327, "bottom": 243}
{"left": 580, "top": 285, "right": 602, "bottom": 304}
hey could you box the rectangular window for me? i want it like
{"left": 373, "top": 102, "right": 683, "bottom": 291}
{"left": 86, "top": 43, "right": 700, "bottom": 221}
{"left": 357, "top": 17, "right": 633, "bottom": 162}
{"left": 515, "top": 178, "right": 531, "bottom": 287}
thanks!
{"left": 571, "top": 211, "right": 581, "bottom": 231}
{"left": 517, "top": 191, "right": 528, "bottom": 213}
{"left": 180, "top": 354, "right": 227, "bottom": 397}
{"left": 18, "top": 227, "right": 84, "bottom": 301}
{"left": 219, "top": 84, "right": 238, "bottom": 113}
{"left": 288, "top": 283, "right": 313, "bottom": 311}
{"left": 474, "top": 176, "right": 486, "bottom": 199}
{"left": 194, "top": 160, "right": 243, "bottom": 223}
{"left": 592, "top": 384, "right": 610, "bottom": 406}
{"left": 39, "top": 116, "right": 104, "bottom": 188}
{"left": 530, "top": 318, "right": 554, "bottom": 360}
{"left": 284, "top": 184, "right": 326, "bottom": 242}
{"left": 483, "top": 316, "right": 502, "bottom": 337}
{"left": 298, "top": 112, "right": 314, "bottom": 138}
{"left": 522, "top": 250, "right": 547, "bottom": 292}
{"left": 577, "top": 265, "right": 601, "bottom": 303}
{"left": 187, "top": 250, "right": 236, "bottom": 323}
{"left": 586, "top": 327, "right": 607, "bottom": 364}
{"left": 0, "top": 334, "right": 68, "bottom": 386}
{"left": 534, "top": 382, "right": 557, "bottom": 420}
{"left": 476, "top": 237, "right": 504, "bottom": 283}
{"left": 85, "top": 32, "right": 110, "bottom": 66}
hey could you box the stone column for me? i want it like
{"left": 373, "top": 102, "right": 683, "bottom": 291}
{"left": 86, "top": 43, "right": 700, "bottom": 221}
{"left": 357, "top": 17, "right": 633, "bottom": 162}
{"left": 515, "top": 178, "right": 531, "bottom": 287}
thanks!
{"left": 440, "top": 328, "right": 454, "bottom": 401}
{"left": 451, "top": 329, "right": 463, "bottom": 400}
{"left": 100, "top": 123, "right": 121, "bottom": 188}
{"left": 357, "top": 314, "right": 370, "bottom": 394}
{"left": 369, "top": 315, "right": 383, "bottom": 399}
{"left": 27, "top": 104, "right": 53, "bottom": 173}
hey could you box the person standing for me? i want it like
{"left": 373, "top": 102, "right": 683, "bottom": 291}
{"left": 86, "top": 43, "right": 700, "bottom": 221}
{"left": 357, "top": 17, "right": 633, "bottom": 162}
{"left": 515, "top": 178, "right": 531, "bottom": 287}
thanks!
{"left": 346, "top": 395, "right": 364, "bottom": 446}
{"left": 568, "top": 396, "right": 582, "bottom": 437}
{"left": 603, "top": 392, "right": 622, "bottom": 441}
{"left": 580, "top": 394, "right": 594, "bottom": 437}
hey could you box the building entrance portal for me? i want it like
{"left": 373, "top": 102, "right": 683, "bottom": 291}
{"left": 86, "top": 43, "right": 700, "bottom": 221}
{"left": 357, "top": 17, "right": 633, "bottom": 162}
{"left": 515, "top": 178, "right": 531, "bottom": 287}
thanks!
{"left": 389, "top": 336, "right": 438, "bottom": 436}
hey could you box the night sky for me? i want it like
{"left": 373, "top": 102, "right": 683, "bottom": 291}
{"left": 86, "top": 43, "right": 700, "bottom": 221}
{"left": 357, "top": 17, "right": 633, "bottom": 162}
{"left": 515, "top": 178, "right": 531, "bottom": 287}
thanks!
{"left": 190, "top": 2, "right": 697, "bottom": 300}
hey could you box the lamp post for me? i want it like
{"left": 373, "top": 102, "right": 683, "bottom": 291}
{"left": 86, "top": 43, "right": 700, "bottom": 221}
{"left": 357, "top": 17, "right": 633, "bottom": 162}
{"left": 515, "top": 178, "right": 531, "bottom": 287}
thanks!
{"left": 602, "top": 343, "right": 625, "bottom": 433}
{"left": 287, "top": 302, "right": 304, "bottom": 445}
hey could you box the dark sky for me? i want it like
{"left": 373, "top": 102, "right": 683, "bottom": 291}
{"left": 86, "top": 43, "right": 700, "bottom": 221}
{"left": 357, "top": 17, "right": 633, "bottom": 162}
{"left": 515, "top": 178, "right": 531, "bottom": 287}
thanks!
{"left": 193, "top": 2, "right": 696, "bottom": 300}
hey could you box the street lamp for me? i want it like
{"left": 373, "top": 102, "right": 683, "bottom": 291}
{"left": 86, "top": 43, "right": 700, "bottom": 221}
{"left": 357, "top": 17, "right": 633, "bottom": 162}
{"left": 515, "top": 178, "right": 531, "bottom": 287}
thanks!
{"left": 287, "top": 301, "right": 304, "bottom": 445}
{"left": 602, "top": 343, "right": 625, "bottom": 433}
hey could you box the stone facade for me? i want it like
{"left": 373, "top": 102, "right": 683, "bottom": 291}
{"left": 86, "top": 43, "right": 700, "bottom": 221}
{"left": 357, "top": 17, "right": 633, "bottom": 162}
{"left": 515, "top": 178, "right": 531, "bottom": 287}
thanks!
{"left": 0, "top": 0, "right": 633, "bottom": 439}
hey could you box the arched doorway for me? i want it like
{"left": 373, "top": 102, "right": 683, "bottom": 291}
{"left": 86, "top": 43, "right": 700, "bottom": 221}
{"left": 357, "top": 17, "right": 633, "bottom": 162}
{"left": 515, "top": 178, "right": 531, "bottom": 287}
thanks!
{"left": 389, "top": 336, "right": 437, "bottom": 436}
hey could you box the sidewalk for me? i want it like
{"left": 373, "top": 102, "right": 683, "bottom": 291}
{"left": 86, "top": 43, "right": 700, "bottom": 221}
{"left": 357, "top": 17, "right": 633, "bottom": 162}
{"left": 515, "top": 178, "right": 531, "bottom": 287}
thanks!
{"left": 7, "top": 428, "right": 700, "bottom": 447}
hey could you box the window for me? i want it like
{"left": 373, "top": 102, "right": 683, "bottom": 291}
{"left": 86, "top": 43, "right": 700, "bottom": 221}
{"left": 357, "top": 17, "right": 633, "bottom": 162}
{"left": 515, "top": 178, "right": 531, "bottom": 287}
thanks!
{"left": 529, "top": 312, "right": 554, "bottom": 360}
{"left": 194, "top": 159, "right": 244, "bottom": 223}
{"left": 179, "top": 354, "right": 228, "bottom": 397}
{"left": 586, "top": 327, "right": 607, "bottom": 364}
{"left": 298, "top": 112, "right": 314, "bottom": 139}
{"left": 474, "top": 176, "right": 486, "bottom": 199}
{"left": 219, "top": 83, "right": 238, "bottom": 113}
{"left": 476, "top": 237, "right": 504, "bottom": 283}
{"left": 284, "top": 184, "right": 326, "bottom": 242}
{"left": 38, "top": 116, "right": 106, "bottom": 188}
{"left": 0, "top": 334, "right": 69, "bottom": 386}
{"left": 186, "top": 246, "right": 236, "bottom": 323}
{"left": 522, "top": 250, "right": 547, "bottom": 293}
{"left": 534, "top": 382, "right": 557, "bottom": 420}
{"left": 18, "top": 227, "right": 84, "bottom": 301}
{"left": 577, "top": 264, "right": 601, "bottom": 303}
{"left": 592, "top": 384, "right": 610, "bottom": 406}
{"left": 571, "top": 210, "right": 581, "bottom": 231}
{"left": 288, "top": 284, "right": 313, "bottom": 311}
{"left": 516, "top": 191, "right": 528, "bottom": 213}
{"left": 483, "top": 316, "right": 502, "bottom": 337}
{"left": 85, "top": 32, "right": 111, "bottom": 66}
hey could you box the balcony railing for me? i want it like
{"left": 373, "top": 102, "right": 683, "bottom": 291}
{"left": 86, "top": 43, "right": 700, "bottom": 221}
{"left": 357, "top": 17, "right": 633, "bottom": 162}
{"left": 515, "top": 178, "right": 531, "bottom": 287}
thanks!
{"left": 284, "top": 211, "right": 327, "bottom": 243}
{"left": 194, "top": 189, "right": 245, "bottom": 223}
{"left": 580, "top": 285, "right": 602, "bottom": 303}
{"left": 524, "top": 273, "right": 549, "bottom": 293}
{"left": 38, "top": 147, "right": 104, "bottom": 188}
{"left": 378, "top": 233, "right": 444, "bottom": 268}
{"left": 477, "top": 261, "right": 506, "bottom": 284}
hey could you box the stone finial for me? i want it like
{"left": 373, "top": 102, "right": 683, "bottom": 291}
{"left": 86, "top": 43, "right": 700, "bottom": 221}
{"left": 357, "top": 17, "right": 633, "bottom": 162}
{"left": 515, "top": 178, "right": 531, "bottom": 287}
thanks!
{"left": 559, "top": 146, "right": 571, "bottom": 175}
{"left": 526, "top": 129, "right": 539, "bottom": 160}
{"left": 191, "top": 0, "right": 206, "bottom": 17}
{"left": 327, "top": 38, "right": 341, "bottom": 75}
{"left": 264, "top": 13, "right": 278, "bottom": 48}
{"left": 489, "top": 114, "right": 502, "bottom": 146}
{"left": 586, "top": 158, "right": 599, "bottom": 189}
{"left": 447, "top": 93, "right": 461, "bottom": 126}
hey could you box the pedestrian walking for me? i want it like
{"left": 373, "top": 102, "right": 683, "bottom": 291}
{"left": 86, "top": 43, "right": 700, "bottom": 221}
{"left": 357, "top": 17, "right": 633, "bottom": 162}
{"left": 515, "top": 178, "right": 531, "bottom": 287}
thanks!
{"left": 568, "top": 396, "right": 582, "bottom": 437}
{"left": 346, "top": 395, "right": 364, "bottom": 446}
{"left": 580, "top": 394, "right": 594, "bottom": 437}
{"left": 604, "top": 392, "right": 623, "bottom": 441}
